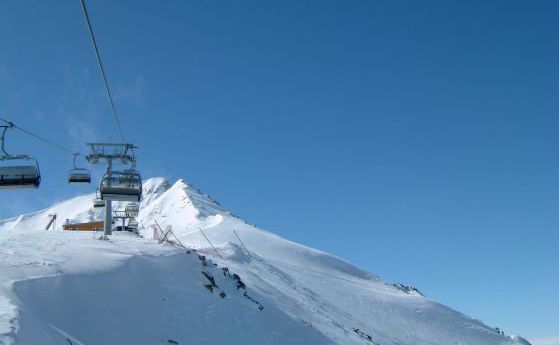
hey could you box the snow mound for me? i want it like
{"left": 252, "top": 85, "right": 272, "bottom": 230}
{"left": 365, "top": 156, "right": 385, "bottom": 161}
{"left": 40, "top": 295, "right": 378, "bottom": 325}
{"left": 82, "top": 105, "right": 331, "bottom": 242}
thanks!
{"left": 509, "top": 336, "right": 533, "bottom": 345}
{"left": 14, "top": 253, "right": 330, "bottom": 345}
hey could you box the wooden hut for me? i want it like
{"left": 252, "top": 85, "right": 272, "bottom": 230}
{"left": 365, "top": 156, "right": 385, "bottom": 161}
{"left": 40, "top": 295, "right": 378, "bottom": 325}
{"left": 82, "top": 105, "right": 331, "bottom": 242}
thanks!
{"left": 63, "top": 221, "right": 104, "bottom": 232}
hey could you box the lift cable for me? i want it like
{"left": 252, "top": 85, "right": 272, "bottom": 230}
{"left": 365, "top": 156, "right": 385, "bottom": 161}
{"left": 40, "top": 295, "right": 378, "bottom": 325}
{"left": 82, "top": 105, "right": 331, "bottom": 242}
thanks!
{"left": 79, "top": 0, "right": 125, "bottom": 142}
{"left": 0, "top": 117, "right": 74, "bottom": 154}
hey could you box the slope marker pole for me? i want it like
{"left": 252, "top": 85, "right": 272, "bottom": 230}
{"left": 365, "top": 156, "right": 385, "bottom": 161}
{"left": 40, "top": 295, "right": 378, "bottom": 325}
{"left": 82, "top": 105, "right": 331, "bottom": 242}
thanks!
{"left": 233, "top": 230, "right": 251, "bottom": 256}
{"left": 199, "top": 228, "right": 223, "bottom": 259}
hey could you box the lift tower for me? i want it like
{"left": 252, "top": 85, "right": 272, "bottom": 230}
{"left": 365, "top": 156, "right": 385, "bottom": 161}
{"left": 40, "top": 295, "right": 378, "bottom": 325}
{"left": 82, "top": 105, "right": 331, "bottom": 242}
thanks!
{"left": 86, "top": 143, "right": 138, "bottom": 236}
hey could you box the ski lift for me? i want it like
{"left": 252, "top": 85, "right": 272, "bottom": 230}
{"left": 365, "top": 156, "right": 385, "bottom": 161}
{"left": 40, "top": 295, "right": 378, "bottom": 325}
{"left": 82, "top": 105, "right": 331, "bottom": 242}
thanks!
{"left": 0, "top": 124, "right": 41, "bottom": 189}
{"left": 93, "top": 190, "right": 105, "bottom": 208}
{"left": 128, "top": 219, "right": 138, "bottom": 233}
{"left": 125, "top": 203, "right": 139, "bottom": 217}
{"left": 68, "top": 153, "right": 91, "bottom": 184}
{"left": 99, "top": 170, "right": 142, "bottom": 202}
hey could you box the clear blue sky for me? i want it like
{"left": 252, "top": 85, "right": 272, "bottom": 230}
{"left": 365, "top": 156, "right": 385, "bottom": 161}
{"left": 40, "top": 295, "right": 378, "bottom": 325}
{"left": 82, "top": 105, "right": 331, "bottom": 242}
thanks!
{"left": 0, "top": 0, "right": 557, "bottom": 340}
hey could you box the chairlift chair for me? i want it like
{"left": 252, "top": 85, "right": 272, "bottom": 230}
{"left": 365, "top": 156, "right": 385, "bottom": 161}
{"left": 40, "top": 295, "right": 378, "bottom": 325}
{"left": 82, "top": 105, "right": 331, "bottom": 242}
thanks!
{"left": 128, "top": 219, "right": 138, "bottom": 232}
{"left": 93, "top": 190, "right": 105, "bottom": 208}
{"left": 0, "top": 125, "right": 41, "bottom": 189}
{"left": 0, "top": 158, "right": 41, "bottom": 189}
{"left": 68, "top": 169, "right": 91, "bottom": 184}
{"left": 93, "top": 199, "right": 105, "bottom": 208}
{"left": 125, "top": 203, "right": 139, "bottom": 217}
{"left": 92, "top": 188, "right": 105, "bottom": 208}
{"left": 68, "top": 153, "right": 91, "bottom": 184}
{"left": 99, "top": 170, "right": 142, "bottom": 202}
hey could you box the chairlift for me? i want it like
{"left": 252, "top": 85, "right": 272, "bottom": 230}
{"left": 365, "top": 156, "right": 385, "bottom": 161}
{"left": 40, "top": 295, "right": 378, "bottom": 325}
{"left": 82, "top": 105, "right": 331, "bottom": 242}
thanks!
{"left": 125, "top": 203, "right": 139, "bottom": 217}
{"left": 0, "top": 125, "right": 41, "bottom": 189}
{"left": 128, "top": 219, "right": 138, "bottom": 232}
{"left": 100, "top": 170, "right": 142, "bottom": 202}
{"left": 93, "top": 190, "right": 105, "bottom": 208}
{"left": 68, "top": 153, "right": 91, "bottom": 184}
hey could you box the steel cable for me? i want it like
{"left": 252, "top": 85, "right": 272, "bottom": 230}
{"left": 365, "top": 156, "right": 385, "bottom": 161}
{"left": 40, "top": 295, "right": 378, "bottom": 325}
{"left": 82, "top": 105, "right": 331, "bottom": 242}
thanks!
{"left": 0, "top": 116, "right": 74, "bottom": 154}
{"left": 79, "top": 0, "right": 126, "bottom": 142}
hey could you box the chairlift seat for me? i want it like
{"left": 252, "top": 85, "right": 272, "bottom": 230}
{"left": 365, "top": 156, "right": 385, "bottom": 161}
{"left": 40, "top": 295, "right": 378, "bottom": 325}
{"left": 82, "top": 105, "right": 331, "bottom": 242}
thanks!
{"left": 68, "top": 168, "right": 92, "bottom": 184}
{"left": 125, "top": 204, "right": 139, "bottom": 211}
{"left": 93, "top": 198, "right": 105, "bottom": 208}
{"left": 100, "top": 172, "right": 142, "bottom": 202}
{"left": 0, "top": 165, "right": 41, "bottom": 189}
{"left": 125, "top": 203, "right": 139, "bottom": 217}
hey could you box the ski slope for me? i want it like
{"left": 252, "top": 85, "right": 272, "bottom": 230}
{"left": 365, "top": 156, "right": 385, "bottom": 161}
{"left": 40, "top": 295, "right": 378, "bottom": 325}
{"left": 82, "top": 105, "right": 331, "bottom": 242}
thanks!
{"left": 0, "top": 178, "right": 531, "bottom": 345}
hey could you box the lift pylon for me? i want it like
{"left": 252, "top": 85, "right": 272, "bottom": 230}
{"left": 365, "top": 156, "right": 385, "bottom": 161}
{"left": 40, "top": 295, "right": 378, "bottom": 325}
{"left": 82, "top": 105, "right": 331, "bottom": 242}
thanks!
{"left": 86, "top": 143, "right": 141, "bottom": 236}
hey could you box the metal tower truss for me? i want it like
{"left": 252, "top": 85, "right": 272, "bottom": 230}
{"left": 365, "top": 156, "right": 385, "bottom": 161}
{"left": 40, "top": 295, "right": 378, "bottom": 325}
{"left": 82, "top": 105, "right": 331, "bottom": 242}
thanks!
{"left": 85, "top": 143, "right": 137, "bottom": 165}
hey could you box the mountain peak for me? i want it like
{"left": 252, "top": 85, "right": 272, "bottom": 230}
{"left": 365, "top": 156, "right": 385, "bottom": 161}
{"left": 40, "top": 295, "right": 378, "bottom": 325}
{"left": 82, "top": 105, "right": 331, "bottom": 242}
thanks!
{"left": 0, "top": 177, "right": 531, "bottom": 345}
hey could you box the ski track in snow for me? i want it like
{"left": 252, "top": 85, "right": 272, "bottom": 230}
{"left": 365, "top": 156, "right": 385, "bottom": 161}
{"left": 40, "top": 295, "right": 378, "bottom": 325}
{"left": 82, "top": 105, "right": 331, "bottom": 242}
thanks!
{"left": 0, "top": 177, "right": 530, "bottom": 345}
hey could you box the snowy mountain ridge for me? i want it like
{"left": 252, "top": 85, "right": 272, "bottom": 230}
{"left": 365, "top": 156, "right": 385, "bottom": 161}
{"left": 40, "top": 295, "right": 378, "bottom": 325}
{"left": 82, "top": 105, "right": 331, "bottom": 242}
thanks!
{"left": 0, "top": 177, "right": 530, "bottom": 345}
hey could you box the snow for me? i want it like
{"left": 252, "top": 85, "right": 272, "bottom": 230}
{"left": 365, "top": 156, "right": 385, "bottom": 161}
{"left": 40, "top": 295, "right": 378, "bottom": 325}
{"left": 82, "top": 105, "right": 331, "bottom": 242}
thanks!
{"left": 0, "top": 177, "right": 530, "bottom": 345}
{"left": 14, "top": 254, "right": 330, "bottom": 345}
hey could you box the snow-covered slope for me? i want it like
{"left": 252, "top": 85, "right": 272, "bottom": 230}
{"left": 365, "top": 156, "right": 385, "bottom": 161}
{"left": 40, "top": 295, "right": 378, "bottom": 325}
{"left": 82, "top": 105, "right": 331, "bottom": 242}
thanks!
{"left": 0, "top": 177, "right": 530, "bottom": 345}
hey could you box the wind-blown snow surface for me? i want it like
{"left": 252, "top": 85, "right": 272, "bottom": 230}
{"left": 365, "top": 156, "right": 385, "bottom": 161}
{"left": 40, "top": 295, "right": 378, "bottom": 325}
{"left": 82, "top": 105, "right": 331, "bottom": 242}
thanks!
{"left": 0, "top": 177, "right": 530, "bottom": 345}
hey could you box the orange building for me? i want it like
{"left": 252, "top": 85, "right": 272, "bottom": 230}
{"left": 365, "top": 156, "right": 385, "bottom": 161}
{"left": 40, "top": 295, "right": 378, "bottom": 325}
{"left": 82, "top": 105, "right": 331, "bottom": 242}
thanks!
{"left": 63, "top": 221, "right": 104, "bottom": 232}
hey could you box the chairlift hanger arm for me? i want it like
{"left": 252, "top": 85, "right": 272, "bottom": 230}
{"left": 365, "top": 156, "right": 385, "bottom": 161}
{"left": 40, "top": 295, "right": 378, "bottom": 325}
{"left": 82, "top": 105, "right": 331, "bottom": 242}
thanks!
{"left": 0, "top": 125, "right": 12, "bottom": 157}
{"left": 0, "top": 125, "right": 31, "bottom": 160}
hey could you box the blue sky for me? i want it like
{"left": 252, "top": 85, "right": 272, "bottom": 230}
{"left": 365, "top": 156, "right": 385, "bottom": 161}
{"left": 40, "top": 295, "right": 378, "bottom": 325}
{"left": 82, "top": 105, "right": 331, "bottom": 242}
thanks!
{"left": 1, "top": 0, "right": 557, "bottom": 340}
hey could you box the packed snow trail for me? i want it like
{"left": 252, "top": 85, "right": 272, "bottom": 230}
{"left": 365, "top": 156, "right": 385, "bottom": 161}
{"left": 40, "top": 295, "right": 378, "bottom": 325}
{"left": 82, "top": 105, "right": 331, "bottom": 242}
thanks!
{"left": 14, "top": 253, "right": 330, "bottom": 345}
{"left": 0, "top": 177, "right": 531, "bottom": 345}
